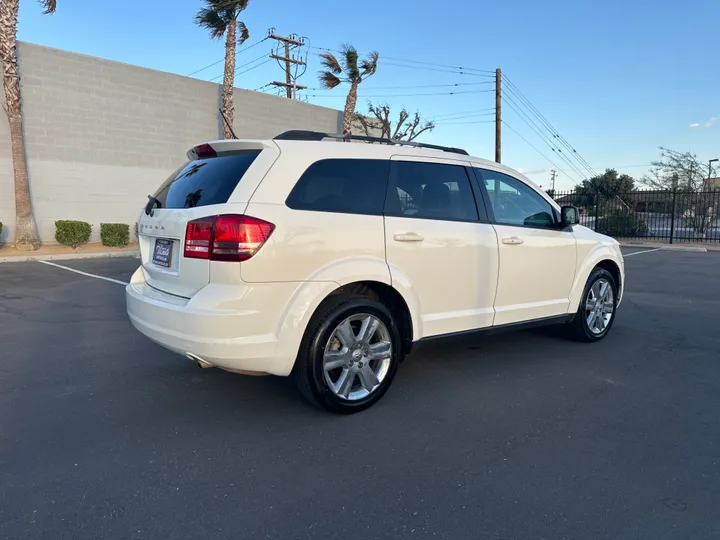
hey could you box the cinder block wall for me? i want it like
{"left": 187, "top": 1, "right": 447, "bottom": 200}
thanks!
{"left": 0, "top": 42, "right": 342, "bottom": 244}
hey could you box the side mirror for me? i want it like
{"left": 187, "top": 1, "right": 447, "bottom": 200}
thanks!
{"left": 561, "top": 205, "right": 580, "bottom": 227}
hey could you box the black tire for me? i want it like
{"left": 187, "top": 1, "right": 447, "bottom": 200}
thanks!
{"left": 567, "top": 267, "right": 618, "bottom": 342}
{"left": 293, "top": 294, "right": 401, "bottom": 414}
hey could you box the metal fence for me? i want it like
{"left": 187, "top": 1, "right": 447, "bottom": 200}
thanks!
{"left": 552, "top": 189, "right": 720, "bottom": 243}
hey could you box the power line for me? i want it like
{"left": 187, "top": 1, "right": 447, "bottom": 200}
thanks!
{"left": 432, "top": 112, "right": 496, "bottom": 122}
{"left": 307, "top": 89, "right": 494, "bottom": 99}
{"left": 381, "top": 55, "right": 495, "bottom": 74}
{"left": 209, "top": 52, "right": 269, "bottom": 82}
{"left": 508, "top": 81, "right": 597, "bottom": 175}
{"left": 434, "top": 119, "right": 495, "bottom": 126}
{"left": 236, "top": 58, "right": 273, "bottom": 77}
{"left": 378, "top": 61, "right": 495, "bottom": 77}
{"left": 548, "top": 164, "right": 653, "bottom": 173}
{"left": 504, "top": 77, "right": 599, "bottom": 178}
{"left": 309, "top": 49, "right": 494, "bottom": 78}
{"left": 505, "top": 82, "right": 595, "bottom": 177}
{"left": 309, "top": 81, "right": 494, "bottom": 91}
{"left": 502, "top": 93, "right": 578, "bottom": 172}
{"left": 430, "top": 107, "right": 496, "bottom": 119}
{"left": 186, "top": 37, "right": 269, "bottom": 77}
{"left": 502, "top": 94, "right": 588, "bottom": 182}
{"left": 309, "top": 46, "right": 495, "bottom": 75}
{"left": 504, "top": 121, "right": 578, "bottom": 184}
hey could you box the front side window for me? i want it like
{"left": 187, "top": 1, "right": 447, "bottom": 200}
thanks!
{"left": 385, "top": 161, "right": 479, "bottom": 221}
{"left": 477, "top": 169, "right": 556, "bottom": 228}
{"left": 286, "top": 159, "right": 389, "bottom": 215}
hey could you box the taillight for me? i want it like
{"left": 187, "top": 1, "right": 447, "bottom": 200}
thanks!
{"left": 184, "top": 217, "right": 215, "bottom": 259}
{"left": 184, "top": 215, "right": 274, "bottom": 262}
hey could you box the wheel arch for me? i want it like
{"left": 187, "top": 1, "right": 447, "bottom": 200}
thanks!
{"left": 325, "top": 281, "right": 415, "bottom": 356}
{"left": 568, "top": 246, "right": 624, "bottom": 312}
{"left": 595, "top": 259, "right": 621, "bottom": 293}
{"left": 276, "top": 279, "right": 418, "bottom": 376}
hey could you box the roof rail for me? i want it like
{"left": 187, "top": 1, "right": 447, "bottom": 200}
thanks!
{"left": 273, "top": 130, "right": 469, "bottom": 156}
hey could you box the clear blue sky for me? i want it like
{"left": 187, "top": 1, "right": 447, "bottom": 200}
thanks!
{"left": 18, "top": 0, "right": 719, "bottom": 190}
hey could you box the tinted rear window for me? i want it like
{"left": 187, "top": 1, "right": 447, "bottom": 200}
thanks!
{"left": 286, "top": 159, "right": 389, "bottom": 215}
{"left": 154, "top": 151, "right": 260, "bottom": 209}
{"left": 385, "top": 161, "right": 479, "bottom": 221}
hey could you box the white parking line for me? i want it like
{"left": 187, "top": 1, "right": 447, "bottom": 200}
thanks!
{"left": 623, "top": 248, "right": 662, "bottom": 257}
{"left": 38, "top": 260, "right": 128, "bottom": 286}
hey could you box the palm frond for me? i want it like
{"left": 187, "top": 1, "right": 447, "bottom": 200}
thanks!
{"left": 195, "top": 7, "right": 228, "bottom": 40}
{"left": 39, "top": 0, "right": 57, "bottom": 14}
{"left": 359, "top": 51, "right": 379, "bottom": 78}
{"left": 216, "top": 0, "right": 250, "bottom": 13}
{"left": 341, "top": 44, "right": 361, "bottom": 82}
{"left": 237, "top": 21, "right": 249, "bottom": 45}
{"left": 318, "top": 71, "right": 342, "bottom": 90}
{"left": 319, "top": 53, "right": 342, "bottom": 75}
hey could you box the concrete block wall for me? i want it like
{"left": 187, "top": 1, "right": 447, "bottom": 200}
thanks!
{"left": 0, "top": 42, "right": 342, "bottom": 244}
{"left": 0, "top": 129, "right": 12, "bottom": 245}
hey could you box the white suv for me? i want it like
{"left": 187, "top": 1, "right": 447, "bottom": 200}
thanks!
{"left": 126, "top": 131, "right": 624, "bottom": 413}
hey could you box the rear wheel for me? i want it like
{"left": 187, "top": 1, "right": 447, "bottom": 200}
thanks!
{"left": 567, "top": 268, "right": 618, "bottom": 342}
{"left": 293, "top": 295, "right": 401, "bottom": 413}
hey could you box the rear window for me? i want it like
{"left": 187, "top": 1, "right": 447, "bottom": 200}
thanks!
{"left": 285, "top": 158, "right": 389, "bottom": 215}
{"left": 153, "top": 151, "right": 260, "bottom": 209}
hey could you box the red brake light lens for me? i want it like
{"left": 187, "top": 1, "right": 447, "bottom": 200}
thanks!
{"left": 193, "top": 143, "right": 217, "bottom": 159}
{"left": 212, "top": 215, "right": 275, "bottom": 261}
{"left": 184, "top": 215, "right": 274, "bottom": 262}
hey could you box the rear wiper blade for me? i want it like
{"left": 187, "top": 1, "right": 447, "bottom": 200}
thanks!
{"left": 145, "top": 195, "right": 161, "bottom": 216}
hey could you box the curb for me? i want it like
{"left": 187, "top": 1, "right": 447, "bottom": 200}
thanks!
{"left": 620, "top": 243, "right": 716, "bottom": 253}
{"left": 0, "top": 250, "right": 140, "bottom": 264}
{"left": 659, "top": 246, "right": 708, "bottom": 253}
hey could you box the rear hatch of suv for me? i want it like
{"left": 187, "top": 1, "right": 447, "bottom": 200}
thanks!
{"left": 137, "top": 140, "right": 278, "bottom": 298}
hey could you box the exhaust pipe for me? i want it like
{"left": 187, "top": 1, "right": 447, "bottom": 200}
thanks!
{"left": 186, "top": 353, "right": 213, "bottom": 369}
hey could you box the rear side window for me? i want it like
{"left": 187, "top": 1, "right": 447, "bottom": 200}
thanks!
{"left": 286, "top": 159, "right": 389, "bottom": 215}
{"left": 385, "top": 161, "right": 479, "bottom": 221}
{"left": 154, "top": 151, "right": 260, "bottom": 209}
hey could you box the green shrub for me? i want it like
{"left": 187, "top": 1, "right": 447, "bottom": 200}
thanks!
{"left": 55, "top": 220, "right": 91, "bottom": 248}
{"left": 0, "top": 221, "right": 3, "bottom": 241}
{"left": 101, "top": 223, "right": 130, "bottom": 247}
{"left": 596, "top": 211, "right": 648, "bottom": 237}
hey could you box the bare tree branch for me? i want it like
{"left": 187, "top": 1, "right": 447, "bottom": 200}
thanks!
{"left": 642, "top": 147, "right": 709, "bottom": 191}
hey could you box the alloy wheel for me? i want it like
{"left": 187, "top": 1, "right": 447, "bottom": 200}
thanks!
{"left": 322, "top": 314, "right": 393, "bottom": 401}
{"left": 585, "top": 278, "right": 615, "bottom": 335}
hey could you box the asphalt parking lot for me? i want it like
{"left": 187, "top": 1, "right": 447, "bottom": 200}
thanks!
{"left": 1, "top": 248, "right": 719, "bottom": 540}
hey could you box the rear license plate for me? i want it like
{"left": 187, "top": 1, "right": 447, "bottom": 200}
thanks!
{"left": 152, "top": 238, "right": 173, "bottom": 267}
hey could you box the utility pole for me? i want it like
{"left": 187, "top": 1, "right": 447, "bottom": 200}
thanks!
{"left": 495, "top": 68, "right": 502, "bottom": 163}
{"left": 267, "top": 31, "right": 308, "bottom": 99}
{"left": 550, "top": 169, "right": 557, "bottom": 192}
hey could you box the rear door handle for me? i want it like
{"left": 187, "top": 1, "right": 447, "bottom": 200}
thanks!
{"left": 394, "top": 233, "right": 424, "bottom": 243}
{"left": 502, "top": 236, "right": 524, "bottom": 245}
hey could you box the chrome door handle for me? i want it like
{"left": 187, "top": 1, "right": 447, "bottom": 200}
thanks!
{"left": 394, "top": 233, "right": 424, "bottom": 243}
{"left": 502, "top": 236, "right": 524, "bottom": 245}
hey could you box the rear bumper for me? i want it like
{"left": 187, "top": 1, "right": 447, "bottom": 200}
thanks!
{"left": 126, "top": 280, "right": 296, "bottom": 376}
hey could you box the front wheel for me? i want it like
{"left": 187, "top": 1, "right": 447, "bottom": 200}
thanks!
{"left": 567, "top": 268, "right": 618, "bottom": 342}
{"left": 293, "top": 295, "right": 401, "bottom": 413}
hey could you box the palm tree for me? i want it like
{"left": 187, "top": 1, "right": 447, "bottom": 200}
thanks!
{"left": 195, "top": 0, "right": 249, "bottom": 140}
{"left": 318, "top": 45, "right": 379, "bottom": 136}
{"left": 0, "top": 0, "right": 56, "bottom": 250}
